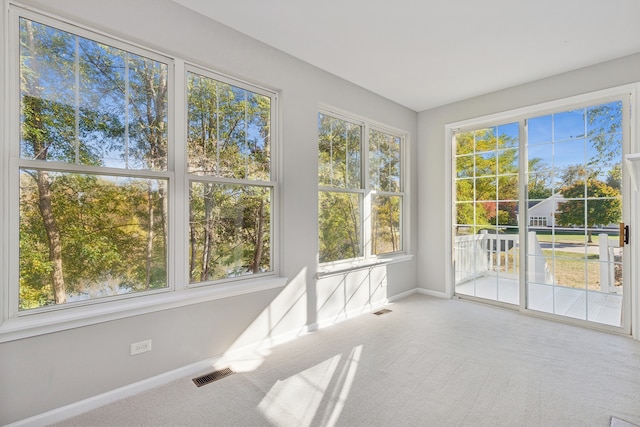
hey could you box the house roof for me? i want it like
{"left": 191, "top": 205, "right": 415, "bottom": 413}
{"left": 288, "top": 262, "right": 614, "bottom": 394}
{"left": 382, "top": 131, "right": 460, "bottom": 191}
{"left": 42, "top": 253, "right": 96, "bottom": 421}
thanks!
{"left": 528, "top": 193, "right": 565, "bottom": 215}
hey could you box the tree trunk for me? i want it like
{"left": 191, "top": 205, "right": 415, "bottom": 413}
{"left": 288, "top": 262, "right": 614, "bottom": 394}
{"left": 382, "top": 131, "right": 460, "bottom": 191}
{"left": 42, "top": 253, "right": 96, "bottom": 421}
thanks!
{"left": 251, "top": 197, "right": 265, "bottom": 273}
{"left": 200, "top": 183, "right": 215, "bottom": 281}
{"left": 36, "top": 171, "right": 66, "bottom": 304}
{"left": 189, "top": 205, "right": 197, "bottom": 282}
{"left": 157, "top": 180, "right": 168, "bottom": 265}
{"left": 347, "top": 196, "right": 360, "bottom": 258}
{"left": 388, "top": 200, "right": 398, "bottom": 252}
{"left": 145, "top": 183, "right": 154, "bottom": 289}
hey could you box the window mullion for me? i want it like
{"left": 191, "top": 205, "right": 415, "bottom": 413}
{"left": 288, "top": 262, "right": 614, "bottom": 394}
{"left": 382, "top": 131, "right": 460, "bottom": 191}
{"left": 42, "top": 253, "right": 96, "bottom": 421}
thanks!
{"left": 363, "top": 123, "right": 372, "bottom": 259}
{"left": 124, "top": 52, "right": 130, "bottom": 169}
{"left": 74, "top": 35, "right": 80, "bottom": 164}
{"left": 173, "top": 59, "right": 186, "bottom": 291}
{"left": 215, "top": 81, "right": 220, "bottom": 178}
{"left": 244, "top": 89, "right": 249, "bottom": 179}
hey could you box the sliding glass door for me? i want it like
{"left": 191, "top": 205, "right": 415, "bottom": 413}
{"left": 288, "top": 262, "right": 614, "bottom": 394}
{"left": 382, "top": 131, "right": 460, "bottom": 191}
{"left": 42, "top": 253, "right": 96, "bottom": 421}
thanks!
{"left": 452, "top": 95, "right": 630, "bottom": 330}
{"left": 525, "top": 101, "right": 626, "bottom": 327}
{"left": 453, "top": 123, "right": 520, "bottom": 304}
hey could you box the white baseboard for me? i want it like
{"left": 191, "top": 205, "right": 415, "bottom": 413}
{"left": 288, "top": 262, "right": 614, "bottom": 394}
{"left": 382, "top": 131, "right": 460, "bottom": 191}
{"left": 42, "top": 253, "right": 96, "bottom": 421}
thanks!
{"left": 386, "top": 288, "right": 418, "bottom": 303}
{"left": 416, "top": 288, "right": 450, "bottom": 299}
{"left": 7, "top": 356, "right": 223, "bottom": 427}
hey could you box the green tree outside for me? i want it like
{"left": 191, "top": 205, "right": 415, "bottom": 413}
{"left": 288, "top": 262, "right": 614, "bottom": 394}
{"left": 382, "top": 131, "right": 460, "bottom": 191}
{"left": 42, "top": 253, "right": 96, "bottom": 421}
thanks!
{"left": 556, "top": 178, "right": 621, "bottom": 243}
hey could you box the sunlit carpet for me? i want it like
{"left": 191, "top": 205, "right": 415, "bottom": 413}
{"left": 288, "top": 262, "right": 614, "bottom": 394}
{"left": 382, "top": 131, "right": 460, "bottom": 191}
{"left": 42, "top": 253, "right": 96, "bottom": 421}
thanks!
{"left": 55, "top": 294, "right": 640, "bottom": 426}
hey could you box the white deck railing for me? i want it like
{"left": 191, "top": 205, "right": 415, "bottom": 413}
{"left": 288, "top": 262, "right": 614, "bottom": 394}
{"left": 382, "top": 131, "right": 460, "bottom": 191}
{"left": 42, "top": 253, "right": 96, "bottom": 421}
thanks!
{"left": 454, "top": 231, "right": 519, "bottom": 284}
{"left": 526, "top": 231, "right": 554, "bottom": 285}
{"left": 456, "top": 231, "right": 620, "bottom": 293}
{"left": 599, "top": 233, "right": 622, "bottom": 294}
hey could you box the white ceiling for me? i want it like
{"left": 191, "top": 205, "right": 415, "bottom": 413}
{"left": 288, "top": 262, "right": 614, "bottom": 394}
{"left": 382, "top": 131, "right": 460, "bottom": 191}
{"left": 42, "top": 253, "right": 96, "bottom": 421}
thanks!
{"left": 174, "top": 0, "right": 640, "bottom": 112}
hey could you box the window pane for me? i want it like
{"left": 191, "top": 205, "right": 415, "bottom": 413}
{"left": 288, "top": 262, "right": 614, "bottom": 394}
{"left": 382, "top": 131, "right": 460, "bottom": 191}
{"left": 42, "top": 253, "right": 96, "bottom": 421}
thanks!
{"left": 527, "top": 143, "right": 553, "bottom": 171}
{"left": 369, "top": 129, "right": 401, "bottom": 192}
{"left": 127, "top": 53, "right": 169, "bottom": 171}
{"left": 372, "top": 195, "right": 401, "bottom": 254}
{"left": 474, "top": 127, "right": 496, "bottom": 152}
{"left": 497, "top": 148, "right": 518, "bottom": 174}
{"left": 187, "top": 72, "right": 271, "bottom": 180}
{"left": 475, "top": 152, "right": 496, "bottom": 177}
{"left": 497, "top": 175, "right": 518, "bottom": 201}
{"left": 554, "top": 109, "right": 585, "bottom": 141}
{"left": 318, "top": 113, "right": 361, "bottom": 189}
{"left": 527, "top": 172, "right": 553, "bottom": 201}
{"left": 189, "top": 183, "right": 271, "bottom": 283}
{"left": 456, "top": 179, "right": 474, "bottom": 202}
{"left": 587, "top": 101, "right": 622, "bottom": 168}
{"left": 78, "top": 38, "right": 127, "bottom": 167}
{"left": 554, "top": 139, "right": 586, "bottom": 169}
{"left": 318, "top": 191, "right": 361, "bottom": 263}
{"left": 20, "top": 19, "right": 77, "bottom": 162}
{"left": 497, "top": 123, "right": 519, "bottom": 149}
{"left": 475, "top": 177, "right": 496, "bottom": 201}
{"left": 19, "top": 169, "right": 168, "bottom": 310}
{"left": 455, "top": 131, "right": 474, "bottom": 155}
{"left": 528, "top": 115, "right": 552, "bottom": 145}
{"left": 497, "top": 201, "right": 518, "bottom": 226}
{"left": 455, "top": 202, "right": 475, "bottom": 229}
{"left": 456, "top": 154, "right": 473, "bottom": 178}
{"left": 19, "top": 18, "right": 168, "bottom": 170}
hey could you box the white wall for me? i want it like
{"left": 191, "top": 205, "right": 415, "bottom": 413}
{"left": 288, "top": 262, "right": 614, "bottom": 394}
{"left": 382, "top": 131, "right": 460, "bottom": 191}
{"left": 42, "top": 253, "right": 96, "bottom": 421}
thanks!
{"left": 0, "top": 0, "right": 418, "bottom": 423}
{"left": 417, "top": 52, "right": 640, "bottom": 295}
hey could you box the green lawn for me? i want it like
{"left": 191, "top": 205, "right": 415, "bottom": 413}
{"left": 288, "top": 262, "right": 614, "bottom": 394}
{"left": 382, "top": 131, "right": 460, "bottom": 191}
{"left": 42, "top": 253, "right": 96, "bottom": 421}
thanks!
{"left": 541, "top": 249, "right": 601, "bottom": 290}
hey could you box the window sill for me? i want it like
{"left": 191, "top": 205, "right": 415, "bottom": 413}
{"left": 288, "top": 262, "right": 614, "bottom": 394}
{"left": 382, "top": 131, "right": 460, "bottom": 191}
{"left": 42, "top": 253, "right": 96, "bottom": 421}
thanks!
{"left": 0, "top": 276, "right": 288, "bottom": 343}
{"left": 317, "top": 254, "right": 413, "bottom": 278}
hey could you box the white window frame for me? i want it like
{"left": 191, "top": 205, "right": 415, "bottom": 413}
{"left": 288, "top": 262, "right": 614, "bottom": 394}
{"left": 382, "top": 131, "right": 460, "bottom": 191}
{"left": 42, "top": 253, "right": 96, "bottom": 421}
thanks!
{"left": 317, "top": 105, "right": 411, "bottom": 276}
{"left": 184, "top": 64, "right": 280, "bottom": 287}
{"left": 0, "top": 2, "right": 285, "bottom": 342}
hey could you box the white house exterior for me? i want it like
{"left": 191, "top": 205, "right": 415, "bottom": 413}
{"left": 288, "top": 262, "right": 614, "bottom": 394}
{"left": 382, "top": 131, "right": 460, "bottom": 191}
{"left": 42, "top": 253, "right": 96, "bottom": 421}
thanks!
{"left": 526, "top": 193, "right": 565, "bottom": 227}
{"left": 525, "top": 192, "right": 618, "bottom": 229}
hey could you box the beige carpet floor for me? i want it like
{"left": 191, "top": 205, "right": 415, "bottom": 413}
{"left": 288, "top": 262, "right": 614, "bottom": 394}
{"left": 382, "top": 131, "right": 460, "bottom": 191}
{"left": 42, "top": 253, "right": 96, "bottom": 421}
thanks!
{"left": 54, "top": 294, "right": 640, "bottom": 426}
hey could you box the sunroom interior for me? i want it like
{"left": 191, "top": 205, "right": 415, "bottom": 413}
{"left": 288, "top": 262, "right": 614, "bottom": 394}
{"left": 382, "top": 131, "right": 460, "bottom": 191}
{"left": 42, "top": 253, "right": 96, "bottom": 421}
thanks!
{"left": 2, "top": 0, "right": 640, "bottom": 425}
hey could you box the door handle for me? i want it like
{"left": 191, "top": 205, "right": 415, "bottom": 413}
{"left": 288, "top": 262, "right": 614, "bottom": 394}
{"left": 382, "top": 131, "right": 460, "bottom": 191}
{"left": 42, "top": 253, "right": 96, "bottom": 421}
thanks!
{"left": 620, "top": 223, "right": 629, "bottom": 246}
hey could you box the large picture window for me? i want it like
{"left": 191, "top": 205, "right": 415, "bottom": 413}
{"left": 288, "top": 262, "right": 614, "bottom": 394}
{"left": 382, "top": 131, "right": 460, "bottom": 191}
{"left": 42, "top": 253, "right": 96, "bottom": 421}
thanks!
{"left": 318, "top": 110, "right": 405, "bottom": 265}
{"left": 187, "top": 69, "right": 274, "bottom": 283}
{"left": 17, "top": 17, "right": 170, "bottom": 310}
{"left": 5, "top": 7, "right": 279, "bottom": 325}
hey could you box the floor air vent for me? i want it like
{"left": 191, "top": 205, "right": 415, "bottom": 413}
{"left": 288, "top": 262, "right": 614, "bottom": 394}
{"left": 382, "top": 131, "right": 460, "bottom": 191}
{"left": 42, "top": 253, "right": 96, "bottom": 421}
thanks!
{"left": 373, "top": 308, "right": 392, "bottom": 315}
{"left": 192, "top": 367, "right": 235, "bottom": 387}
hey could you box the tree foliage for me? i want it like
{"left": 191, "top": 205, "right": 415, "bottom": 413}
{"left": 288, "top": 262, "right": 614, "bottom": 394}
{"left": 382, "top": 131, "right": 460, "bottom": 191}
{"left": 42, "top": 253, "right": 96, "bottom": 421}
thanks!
{"left": 454, "top": 127, "right": 518, "bottom": 232}
{"left": 556, "top": 178, "right": 621, "bottom": 242}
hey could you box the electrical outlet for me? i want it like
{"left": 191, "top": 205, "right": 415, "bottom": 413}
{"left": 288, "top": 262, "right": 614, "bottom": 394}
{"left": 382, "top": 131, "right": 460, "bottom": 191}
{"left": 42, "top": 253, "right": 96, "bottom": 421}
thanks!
{"left": 130, "top": 339, "right": 152, "bottom": 355}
